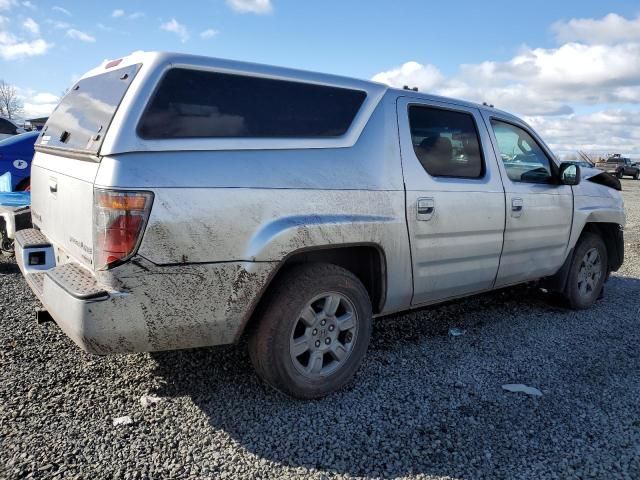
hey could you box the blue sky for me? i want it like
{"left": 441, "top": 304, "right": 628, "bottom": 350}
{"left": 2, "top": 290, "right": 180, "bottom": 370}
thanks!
{"left": 1, "top": 0, "right": 640, "bottom": 154}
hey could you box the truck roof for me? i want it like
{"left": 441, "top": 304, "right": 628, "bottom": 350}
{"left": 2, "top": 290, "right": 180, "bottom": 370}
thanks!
{"left": 86, "top": 51, "right": 518, "bottom": 121}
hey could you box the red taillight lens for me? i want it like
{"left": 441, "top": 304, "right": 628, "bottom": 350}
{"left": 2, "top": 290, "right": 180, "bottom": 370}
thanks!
{"left": 94, "top": 189, "right": 153, "bottom": 270}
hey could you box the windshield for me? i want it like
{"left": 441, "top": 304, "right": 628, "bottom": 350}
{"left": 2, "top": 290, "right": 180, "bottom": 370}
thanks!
{"left": 38, "top": 63, "right": 140, "bottom": 154}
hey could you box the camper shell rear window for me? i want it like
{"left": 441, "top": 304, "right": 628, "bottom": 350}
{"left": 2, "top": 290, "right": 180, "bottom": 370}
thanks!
{"left": 37, "top": 64, "right": 141, "bottom": 154}
{"left": 137, "top": 68, "right": 367, "bottom": 139}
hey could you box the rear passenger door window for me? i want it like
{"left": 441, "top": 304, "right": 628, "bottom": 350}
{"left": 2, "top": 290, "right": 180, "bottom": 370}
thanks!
{"left": 408, "top": 106, "right": 484, "bottom": 178}
{"left": 490, "top": 120, "right": 553, "bottom": 184}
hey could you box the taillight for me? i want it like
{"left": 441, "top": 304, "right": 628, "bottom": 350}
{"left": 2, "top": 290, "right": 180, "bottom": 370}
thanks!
{"left": 93, "top": 189, "right": 153, "bottom": 270}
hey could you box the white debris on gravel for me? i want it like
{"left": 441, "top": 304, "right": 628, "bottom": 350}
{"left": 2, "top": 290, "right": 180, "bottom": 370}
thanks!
{"left": 448, "top": 328, "right": 466, "bottom": 337}
{"left": 1, "top": 179, "right": 640, "bottom": 479}
{"left": 502, "top": 384, "right": 543, "bottom": 397}
{"left": 140, "top": 394, "right": 162, "bottom": 408}
{"left": 112, "top": 416, "right": 134, "bottom": 427}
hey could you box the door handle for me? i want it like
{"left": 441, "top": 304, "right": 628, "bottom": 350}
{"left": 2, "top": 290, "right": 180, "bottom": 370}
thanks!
{"left": 417, "top": 197, "right": 435, "bottom": 221}
{"left": 511, "top": 198, "right": 523, "bottom": 217}
{"left": 49, "top": 177, "right": 57, "bottom": 195}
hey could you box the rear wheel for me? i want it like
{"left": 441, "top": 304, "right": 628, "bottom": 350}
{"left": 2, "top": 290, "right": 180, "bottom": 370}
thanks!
{"left": 634, "top": 171, "right": 639, "bottom": 180}
{"left": 248, "top": 263, "right": 372, "bottom": 399}
{"left": 562, "top": 233, "right": 607, "bottom": 309}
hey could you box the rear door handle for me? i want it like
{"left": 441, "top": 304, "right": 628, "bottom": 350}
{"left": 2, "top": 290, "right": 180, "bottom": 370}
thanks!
{"left": 49, "top": 177, "right": 57, "bottom": 196}
{"left": 511, "top": 198, "right": 523, "bottom": 217}
{"left": 417, "top": 197, "right": 435, "bottom": 221}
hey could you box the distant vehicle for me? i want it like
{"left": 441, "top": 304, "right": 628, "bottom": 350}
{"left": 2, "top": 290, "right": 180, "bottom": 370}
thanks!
{"left": 0, "top": 117, "right": 26, "bottom": 141}
{"left": 599, "top": 155, "right": 640, "bottom": 179}
{"left": 0, "top": 131, "right": 39, "bottom": 190}
{"left": 566, "top": 160, "right": 594, "bottom": 169}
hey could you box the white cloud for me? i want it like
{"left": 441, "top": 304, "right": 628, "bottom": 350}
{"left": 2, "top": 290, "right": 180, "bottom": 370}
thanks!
{"left": 0, "top": 15, "right": 51, "bottom": 59}
{"left": 21, "top": 90, "right": 59, "bottom": 118}
{"left": 226, "top": 0, "right": 272, "bottom": 14}
{"left": 46, "top": 19, "right": 70, "bottom": 29}
{"left": 22, "top": 1, "right": 35, "bottom": 9}
{"left": 200, "top": 28, "right": 219, "bottom": 39}
{"left": 22, "top": 17, "right": 39, "bottom": 35}
{"left": 372, "top": 61, "right": 443, "bottom": 92}
{"left": 527, "top": 109, "right": 640, "bottom": 155}
{"left": 160, "top": 18, "right": 188, "bottom": 42}
{"left": 373, "top": 42, "right": 640, "bottom": 116}
{"left": 552, "top": 13, "right": 640, "bottom": 45}
{"left": 0, "top": 38, "right": 51, "bottom": 60}
{"left": 52, "top": 5, "right": 71, "bottom": 16}
{"left": 0, "top": 0, "right": 16, "bottom": 11}
{"left": 372, "top": 12, "right": 640, "bottom": 155}
{"left": 66, "top": 28, "right": 95, "bottom": 42}
{"left": 112, "top": 9, "right": 144, "bottom": 20}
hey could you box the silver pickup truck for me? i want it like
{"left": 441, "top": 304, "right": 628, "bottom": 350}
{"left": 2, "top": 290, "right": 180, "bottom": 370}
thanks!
{"left": 15, "top": 52, "right": 625, "bottom": 398}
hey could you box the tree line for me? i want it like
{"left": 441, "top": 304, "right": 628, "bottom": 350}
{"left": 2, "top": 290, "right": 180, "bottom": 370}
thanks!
{"left": 0, "top": 80, "right": 24, "bottom": 120}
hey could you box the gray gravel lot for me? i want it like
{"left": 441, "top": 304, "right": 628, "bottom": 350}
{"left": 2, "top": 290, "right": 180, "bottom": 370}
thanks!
{"left": 1, "top": 181, "right": 640, "bottom": 480}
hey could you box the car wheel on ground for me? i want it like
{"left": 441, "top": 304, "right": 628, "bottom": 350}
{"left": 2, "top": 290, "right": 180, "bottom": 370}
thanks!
{"left": 562, "top": 232, "right": 608, "bottom": 309}
{"left": 0, "top": 221, "right": 14, "bottom": 257}
{"left": 634, "top": 171, "right": 639, "bottom": 180}
{"left": 248, "top": 263, "right": 372, "bottom": 399}
{"left": 616, "top": 170, "right": 624, "bottom": 179}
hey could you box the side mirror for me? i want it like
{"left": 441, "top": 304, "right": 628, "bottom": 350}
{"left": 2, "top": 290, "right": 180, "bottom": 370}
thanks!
{"left": 559, "top": 162, "right": 581, "bottom": 185}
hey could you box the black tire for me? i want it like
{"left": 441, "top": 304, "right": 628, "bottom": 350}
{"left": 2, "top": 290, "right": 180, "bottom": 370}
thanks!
{"left": 248, "top": 263, "right": 372, "bottom": 399}
{"left": 562, "top": 232, "right": 608, "bottom": 309}
{"left": 616, "top": 170, "right": 624, "bottom": 179}
{"left": 634, "top": 171, "right": 639, "bottom": 180}
{"left": 0, "top": 220, "right": 14, "bottom": 257}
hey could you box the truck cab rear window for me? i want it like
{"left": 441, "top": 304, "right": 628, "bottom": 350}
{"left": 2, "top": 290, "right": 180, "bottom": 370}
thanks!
{"left": 137, "top": 68, "right": 367, "bottom": 139}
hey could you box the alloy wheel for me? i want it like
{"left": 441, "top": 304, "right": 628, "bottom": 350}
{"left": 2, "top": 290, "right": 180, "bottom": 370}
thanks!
{"left": 289, "top": 292, "right": 358, "bottom": 378}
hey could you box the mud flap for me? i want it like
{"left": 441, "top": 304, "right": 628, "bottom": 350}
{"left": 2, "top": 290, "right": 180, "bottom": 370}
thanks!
{"left": 541, "top": 247, "right": 574, "bottom": 293}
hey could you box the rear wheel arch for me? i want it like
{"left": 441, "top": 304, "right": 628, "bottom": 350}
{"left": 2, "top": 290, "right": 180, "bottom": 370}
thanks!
{"left": 239, "top": 244, "right": 387, "bottom": 341}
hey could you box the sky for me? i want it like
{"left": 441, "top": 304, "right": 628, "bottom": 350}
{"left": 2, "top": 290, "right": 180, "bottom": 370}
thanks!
{"left": 1, "top": 0, "right": 640, "bottom": 156}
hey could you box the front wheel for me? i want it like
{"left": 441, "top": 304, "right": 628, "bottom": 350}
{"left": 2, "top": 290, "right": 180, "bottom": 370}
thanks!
{"left": 562, "top": 233, "right": 608, "bottom": 309}
{"left": 248, "top": 263, "right": 372, "bottom": 399}
{"left": 616, "top": 170, "right": 624, "bottom": 179}
{"left": 634, "top": 171, "right": 639, "bottom": 180}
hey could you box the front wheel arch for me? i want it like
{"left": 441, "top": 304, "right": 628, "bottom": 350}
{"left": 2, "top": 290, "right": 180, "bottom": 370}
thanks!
{"left": 542, "top": 222, "right": 623, "bottom": 292}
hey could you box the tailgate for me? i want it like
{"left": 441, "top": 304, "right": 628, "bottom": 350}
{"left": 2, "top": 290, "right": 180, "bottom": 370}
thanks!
{"left": 31, "top": 152, "right": 98, "bottom": 267}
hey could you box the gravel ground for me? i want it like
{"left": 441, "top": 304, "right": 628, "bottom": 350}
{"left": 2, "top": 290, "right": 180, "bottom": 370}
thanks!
{"left": 1, "top": 181, "right": 640, "bottom": 480}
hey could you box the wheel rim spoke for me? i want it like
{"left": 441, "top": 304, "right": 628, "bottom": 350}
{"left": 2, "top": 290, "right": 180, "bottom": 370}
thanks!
{"left": 300, "top": 306, "right": 317, "bottom": 327}
{"left": 323, "top": 294, "right": 340, "bottom": 316}
{"left": 291, "top": 336, "right": 310, "bottom": 357}
{"left": 331, "top": 343, "right": 347, "bottom": 362}
{"left": 307, "top": 351, "right": 324, "bottom": 374}
{"left": 336, "top": 312, "right": 355, "bottom": 331}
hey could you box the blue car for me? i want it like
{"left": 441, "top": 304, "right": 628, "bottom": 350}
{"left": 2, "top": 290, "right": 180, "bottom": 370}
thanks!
{"left": 0, "top": 131, "right": 39, "bottom": 191}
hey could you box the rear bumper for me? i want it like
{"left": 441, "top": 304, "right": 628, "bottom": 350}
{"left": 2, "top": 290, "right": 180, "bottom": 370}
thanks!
{"left": 15, "top": 228, "right": 276, "bottom": 354}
